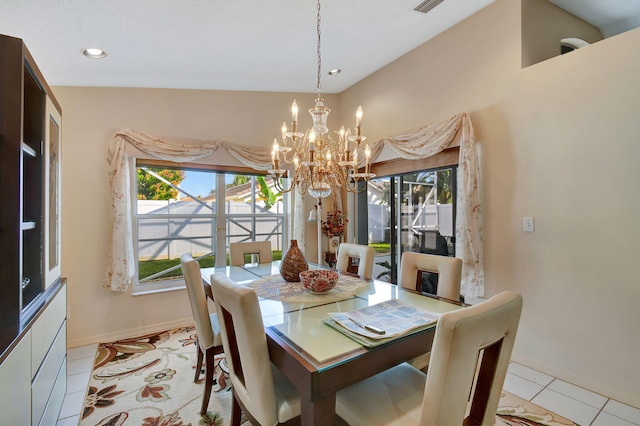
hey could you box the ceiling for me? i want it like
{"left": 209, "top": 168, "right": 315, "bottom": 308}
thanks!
{"left": 548, "top": 0, "right": 640, "bottom": 38}
{"left": 0, "top": 0, "right": 637, "bottom": 94}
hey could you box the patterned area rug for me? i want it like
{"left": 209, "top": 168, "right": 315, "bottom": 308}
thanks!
{"left": 78, "top": 327, "right": 576, "bottom": 426}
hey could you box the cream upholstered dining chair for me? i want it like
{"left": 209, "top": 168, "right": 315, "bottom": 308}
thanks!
{"left": 229, "top": 241, "right": 272, "bottom": 266}
{"left": 180, "top": 253, "right": 225, "bottom": 415}
{"left": 336, "top": 243, "right": 375, "bottom": 279}
{"left": 209, "top": 272, "right": 301, "bottom": 426}
{"left": 336, "top": 291, "right": 523, "bottom": 426}
{"left": 398, "top": 251, "right": 462, "bottom": 301}
{"left": 398, "top": 252, "right": 463, "bottom": 370}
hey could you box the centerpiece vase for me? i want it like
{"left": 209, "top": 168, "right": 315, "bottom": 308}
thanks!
{"left": 280, "top": 240, "right": 309, "bottom": 282}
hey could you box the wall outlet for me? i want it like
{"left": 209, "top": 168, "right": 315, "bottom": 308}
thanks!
{"left": 523, "top": 217, "right": 535, "bottom": 232}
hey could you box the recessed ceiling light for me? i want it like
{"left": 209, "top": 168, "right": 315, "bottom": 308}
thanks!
{"left": 328, "top": 69, "right": 341, "bottom": 76}
{"left": 81, "top": 47, "right": 107, "bottom": 59}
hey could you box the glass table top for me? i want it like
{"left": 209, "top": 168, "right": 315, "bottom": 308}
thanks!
{"left": 201, "top": 261, "right": 463, "bottom": 371}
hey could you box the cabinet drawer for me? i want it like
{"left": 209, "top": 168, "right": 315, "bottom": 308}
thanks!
{"left": 32, "top": 321, "right": 66, "bottom": 425}
{"left": 32, "top": 285, "right": 66, "bottom": 377}
{"left": 0, "top": 330, "right": 32, "bottom": 425}
{"left": 39, "top": 359, "right": 66, "bottom": 426}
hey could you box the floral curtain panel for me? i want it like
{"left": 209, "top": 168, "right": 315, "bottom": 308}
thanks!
{"left": 105, "top": 113, "right": 482, "bottom": 299}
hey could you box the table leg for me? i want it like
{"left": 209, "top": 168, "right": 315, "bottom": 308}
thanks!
{"left": 300, "top": 394, "right": 336, "bottom": 426}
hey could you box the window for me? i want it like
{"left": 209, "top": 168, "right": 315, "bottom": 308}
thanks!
{"left": 133, "top": 166, "right": 285, "bottom": 294}
{"left": 367, "top": 166, "right": 456, "bottom": 285}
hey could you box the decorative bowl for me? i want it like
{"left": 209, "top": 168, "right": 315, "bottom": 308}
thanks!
{"left": 299, "top": 269, "right": 339, "bottom": 294}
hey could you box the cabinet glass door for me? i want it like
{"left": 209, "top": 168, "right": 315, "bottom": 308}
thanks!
{"left": 45, "top": 98, "right": 61, "bottom": 288}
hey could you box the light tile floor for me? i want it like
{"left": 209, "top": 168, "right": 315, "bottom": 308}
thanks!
{"left": 504, "top": 363, "right": 640, "bottom": 426}
{"left": 56, "top": 344, "right": 98, "bottom": 426}
{"left": 58, "top": 344, "right": 640, "bottom": 426}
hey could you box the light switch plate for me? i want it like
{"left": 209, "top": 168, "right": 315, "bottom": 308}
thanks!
{"left": 523, "top": 217, "right": 535, "bottom": 232}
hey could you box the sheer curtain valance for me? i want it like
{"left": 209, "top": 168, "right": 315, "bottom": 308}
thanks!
{"left": 367, "top": 112, "right": 483, "bottom": 300}
{"left": 104, "top": 129, "right": 272, "bottom": 291}
{"left": 104, "top": 114, "right": 483, "bottom": 299}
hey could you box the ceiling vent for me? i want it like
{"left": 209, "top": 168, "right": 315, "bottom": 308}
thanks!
{"left": 413, "top": 0, "right": 445, "bottom": 14}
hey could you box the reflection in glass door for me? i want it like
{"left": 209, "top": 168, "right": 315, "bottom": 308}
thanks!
{"left": 367, "top": 167, "right": 456, "bottom": 283}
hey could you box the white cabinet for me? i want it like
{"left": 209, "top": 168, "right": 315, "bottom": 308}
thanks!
{"left": 0, "top": 283, "right": 67, "bottom": 425}
{"left": 31, "top": 285, "right": 67, "bottom": 425}
{"left": 32, "top": 285, "right": 67, "bottom": 376}
{"left": 0, "top": 330, "right": 32, "bottom": 424}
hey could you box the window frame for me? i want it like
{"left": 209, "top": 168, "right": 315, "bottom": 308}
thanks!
{"left": 131, "top": 159, "right": 285, "bottom": 295}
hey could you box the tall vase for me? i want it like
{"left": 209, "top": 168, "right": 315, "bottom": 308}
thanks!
{"left": 280, "top": 240, "right": 309, "bottom": 282}
{"left": 328, "top": 235, "right": 340, "bottom": 253}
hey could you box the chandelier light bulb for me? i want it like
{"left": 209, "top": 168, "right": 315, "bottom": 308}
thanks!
{"left": 292, "top": 100, "right": 298, "bottom": 123}
{"left": 309, "top": 128, "right": 316, "bottom": 145}
{"left": 356, "top": 106, "right": 363, "bottom": 127}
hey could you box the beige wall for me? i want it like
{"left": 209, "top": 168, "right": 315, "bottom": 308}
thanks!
{"left": 55, "top": 86, "right": 337, "bottom": 346}
{"left": 56, "top": 0, "right": 639, "bottom": 408}
{"left": 339, "top": 0, "right": 640, "bottom": 407}
{"left": 522, "top": 0, "right": 603, "bottom": 67}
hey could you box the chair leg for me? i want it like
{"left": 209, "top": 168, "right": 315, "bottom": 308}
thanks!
{"left": 230, "top": 390, "right": 243, "bottom": 426}
{"left": 201, "top": 348, "right": 215, "bottom": 415}
{"left": 194, "top": 340, "right": 204, "bottom": 383}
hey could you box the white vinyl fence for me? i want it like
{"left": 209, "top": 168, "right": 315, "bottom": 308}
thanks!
{"left": 137, "top": 199, "right": 284, "bottom": 261}
{"left": 368, "top": 204, "right": 453, "bottom": 243}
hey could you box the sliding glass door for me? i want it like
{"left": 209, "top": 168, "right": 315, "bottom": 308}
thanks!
{"left": 367, "top": 166, "right": 456, "bottom": 283}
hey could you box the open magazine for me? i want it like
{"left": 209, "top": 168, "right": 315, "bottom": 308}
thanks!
{"left": 328, "top": 299, "right": 441, "bottom": 340}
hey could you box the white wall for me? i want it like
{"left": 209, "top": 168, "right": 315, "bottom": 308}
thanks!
{"left": 338, "top": 0, "right": 640, "bottom": 407}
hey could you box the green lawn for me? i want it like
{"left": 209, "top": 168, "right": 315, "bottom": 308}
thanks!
{"left": 139, "top": 251, "right": 283, "bottom": 280}
{"left": 139, "top": 245, "right": 390, "bottom": 281}
{"left": 369, "top": 243, "right": 391, "bottom": 254}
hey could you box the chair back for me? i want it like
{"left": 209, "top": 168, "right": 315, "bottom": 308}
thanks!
{"left": 421, "top": 291, "right": 523, "bottom": 425}
{"left": 229, "top": 241, "right": 273, "bottom": 266}
{"left": 336, "top": 243, "right": 375, "bottom": 279}
{"left": 209, "top": 272, "right": 279, "bottom": 426}
{"left": 398, "top": 251, "right": 462, "bottom": 301}
{"left": 180, "top": 253, "right": 215, "bottom": 349}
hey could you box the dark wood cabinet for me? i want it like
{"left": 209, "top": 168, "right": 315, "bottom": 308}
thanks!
{"left": 0, "top": 34, "right": 63, "bottom": 358}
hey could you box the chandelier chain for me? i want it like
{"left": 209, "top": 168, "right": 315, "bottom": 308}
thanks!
{"left": 316, "top": 0, "right": 322, "bottom": 98}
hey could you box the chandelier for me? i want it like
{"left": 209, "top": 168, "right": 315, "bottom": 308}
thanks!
{"left": 268, "top": 0, "right": 375, "bottom": 199}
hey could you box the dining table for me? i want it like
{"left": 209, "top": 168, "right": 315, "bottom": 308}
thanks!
{"left": 200, "top": 260, "right": 463, "bottom": 426}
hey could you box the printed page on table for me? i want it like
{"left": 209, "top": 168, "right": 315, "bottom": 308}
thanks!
{"left": 329, "top": 299, "right": 441, "bottom": 340}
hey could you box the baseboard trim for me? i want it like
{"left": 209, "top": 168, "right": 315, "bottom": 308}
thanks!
{"left": 67, "top": 318, "right": 194, "bottom": 348}
{"left": 511, "top": 352, "right": 640, "bottom": 410}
